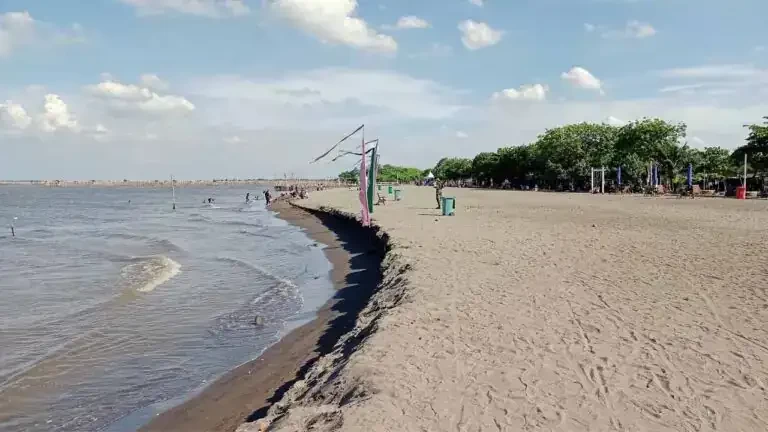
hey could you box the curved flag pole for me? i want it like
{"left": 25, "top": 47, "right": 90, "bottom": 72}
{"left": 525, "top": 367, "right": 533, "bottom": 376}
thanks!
{"left": 309, "top": 124, "right": 364, "bottom": 164}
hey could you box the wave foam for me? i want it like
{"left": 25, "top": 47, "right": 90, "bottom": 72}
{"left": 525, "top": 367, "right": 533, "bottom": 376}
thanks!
{"left": 120, "top": 256, "right": 181, "bottom": 293}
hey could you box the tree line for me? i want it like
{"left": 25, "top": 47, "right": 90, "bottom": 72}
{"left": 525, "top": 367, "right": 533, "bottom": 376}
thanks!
{"left": 337, "top": 117, "right": 768, "bottom": 192}
{"left": 338, "top": 164, "right": 426, "bottom": 184}
{"left": 433, "top": 117, "right": 768, "bottom": 192}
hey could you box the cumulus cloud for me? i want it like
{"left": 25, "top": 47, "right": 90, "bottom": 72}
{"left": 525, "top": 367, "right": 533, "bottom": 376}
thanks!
{"left": 118, "top": 0, "right": 250, "bottom": 18}
{"left": 87, "top": 76, "right": 195, "bottom": 114}
{"left": 459, "top": 20, "right": 502, "bottom": 50}
{"left": 604, "top": 116, "right": 625, "bottom": 126}
{"left": 392, "top": 16, "right": 430, "bottom": 30}
{"left": 0, "top": 100, "right": 32, "bottom": 129}
{"left": 561, "top": 67, "right": 604, "bottom": 93}
{"left": 0, "top": 11, "right": 85, "bottom": 57}
{"left": 456, "top": 131, "right": 469, "bottom": 138}
{"left": 270, "top": 0, "right": 397, "bottom": 53}
{"left": 492, "top": 84, "right": 548, "bottom": 102}
{"left": 469, "top": 0, "right": 484, "bottom": 6}
{"left": 0, "top": 11, "right": 37, "bottom": 57}
{"left": 38, "top": 94, "right": 79, "bottom": 133}
{"left": 584, "top": 23, "right": 596, "bottom": 33}
{"left": 140, "top": 73, "right": 169, "bottom": 91}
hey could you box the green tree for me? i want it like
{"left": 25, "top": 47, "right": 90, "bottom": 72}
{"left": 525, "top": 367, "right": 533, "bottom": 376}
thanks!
{"left": 434, "top": 157, "right": 472, "bottom": 180}
{"left": 732, "top": 117, "right": 768, "bottom": 179}
{"left": 534, "top": 123, "right": 618, "bottom": 190}
{"left": 471, "top": 152, "right": 499, "bottom": 184}
{"left": 615, "top": 118, "right": 687, "bottom": 185}
{"left": 338, "top": 168, "right": 359, "bottom": 183}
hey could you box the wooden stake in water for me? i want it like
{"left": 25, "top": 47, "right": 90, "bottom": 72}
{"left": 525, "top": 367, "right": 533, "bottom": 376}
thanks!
{"left": 10, "top": 217, "right": 17, "bottom": 237}
{"left": 171, "top": 175, "right": 176, "bottom": 210}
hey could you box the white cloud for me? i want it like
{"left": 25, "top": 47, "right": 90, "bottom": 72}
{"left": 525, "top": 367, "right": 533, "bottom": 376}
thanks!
{"left": 656, "top": 64, "right": 768, "bottom": 96}
{"left": 458, "top": 20, "right": 502, "bottom": 50}
{"left": 392, "top": 16, "right": 430, "bottom": 30}
{"left": 0, "top": 11, "right": 36, "bottom": 57}
{"left": 604, "top": 115, "right": 625, "bottom": 126}
{"left": 187, "top": 68, "right": 466, "bottom": 127}
{"left": 492, "top": 84, "right": 548, "bottom": 102}
{"left": 658, "top": 64, "right": 765, "bottom": 79}
{"left": 0, "top": 101, "right": 32, "bottom": 129}
{"left": 601, "top": 20, "right": 656, "bottom": 39}
{"left": 0, "top": 11, "right": 85, "bottom": 57}
{"left": 224, "top": 135, "right": 243, "bottom": 143}
{"left": 88, "top": 77, "right": 195, "bottom": 114}
{"left": 38, "top": 94, "right": 79, "bottom": 133}
{"left": 455, "top": 131, "right": 469, "bottom": 138}
{"left": 561, "top": 67, "right": 604, "bottom": 93}
{"left": 118, "top": 0, "right": 250, "bottom": 18}
{"left": 584, "top": 23, "right": 595, "bottom": 33}
{"left": 140, "top": 73, "right": 170, "bottom": 91}
{"left": 469, "top": 0, "right": 484, "bottom": 6}
{"left": 624, "top": 20, "right": 656, "bottom": 38}
{"left": 270, "top": 0, "right": 397, "bottom": 53}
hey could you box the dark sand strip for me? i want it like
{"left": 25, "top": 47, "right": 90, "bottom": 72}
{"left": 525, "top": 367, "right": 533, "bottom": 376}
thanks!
{"left": 140, "top": 200, "right": 384, "bottom": 432}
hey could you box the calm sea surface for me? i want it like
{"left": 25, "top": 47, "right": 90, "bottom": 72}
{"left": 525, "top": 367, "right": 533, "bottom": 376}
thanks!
{"left": 0, "top": 185, "right": 334, "bottom": 432}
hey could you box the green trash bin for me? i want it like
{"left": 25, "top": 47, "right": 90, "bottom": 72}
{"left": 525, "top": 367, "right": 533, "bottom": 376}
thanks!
{"left": 377, "top": 184, "right": 382, "bottom": 191}
{"left": 387, "top": 185, "right": 393, "bottom": 194}
{"left": 441, "top": 197, "right": 455, "bottom": 216}
{"left": 394, "top": 189, "right": 402, "bottom": 201}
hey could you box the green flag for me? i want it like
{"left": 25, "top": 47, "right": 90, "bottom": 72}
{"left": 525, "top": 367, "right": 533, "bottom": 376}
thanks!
{"left": 367, "top": 146, "right": 377, "bottom": 212}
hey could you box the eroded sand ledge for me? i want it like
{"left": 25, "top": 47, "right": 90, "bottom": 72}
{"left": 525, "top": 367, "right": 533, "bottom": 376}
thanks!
{"left": 243, "top": 186, "right": 768, "bottom": 432}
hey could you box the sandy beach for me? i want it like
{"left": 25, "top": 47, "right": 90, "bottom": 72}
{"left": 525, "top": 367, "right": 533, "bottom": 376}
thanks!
{"left": 140, "top": 201, "right": 385, "bottom": 432}
{"left": 244, "top": 186, "right": 768, "bottom": 431}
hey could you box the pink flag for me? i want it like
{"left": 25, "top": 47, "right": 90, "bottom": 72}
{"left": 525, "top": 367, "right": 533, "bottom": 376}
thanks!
{"left": 358, "top": 134, "right": 370, "bottom": 226}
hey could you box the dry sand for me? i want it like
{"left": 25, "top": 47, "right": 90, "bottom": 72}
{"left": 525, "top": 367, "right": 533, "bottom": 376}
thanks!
{"left": 246, "top": 186, "right": 768, "bottom": 432}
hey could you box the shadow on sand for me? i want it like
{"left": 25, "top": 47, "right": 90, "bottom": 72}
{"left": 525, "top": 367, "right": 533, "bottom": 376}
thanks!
{"left": 245, "top": 206, "right": 387, "bottom": 423}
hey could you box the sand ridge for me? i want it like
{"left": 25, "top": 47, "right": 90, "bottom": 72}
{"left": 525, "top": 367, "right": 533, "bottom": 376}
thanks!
{"left": 248, "top": 187, "right": 768, "bottom": 432}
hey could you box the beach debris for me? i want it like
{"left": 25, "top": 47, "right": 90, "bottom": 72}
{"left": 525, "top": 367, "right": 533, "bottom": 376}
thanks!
{"left": 253, "top": 315, "right": 265, "bottom": 327}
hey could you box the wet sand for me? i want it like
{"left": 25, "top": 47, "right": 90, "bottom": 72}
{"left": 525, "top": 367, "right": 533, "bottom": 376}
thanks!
{"left": 249, "top": 186, "right": 768, "bottom": 432}
{"left": 140, "top": 201, "right": 385, "bottom": 432}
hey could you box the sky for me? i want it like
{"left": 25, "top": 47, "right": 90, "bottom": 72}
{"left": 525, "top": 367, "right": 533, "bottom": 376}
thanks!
{"left": 0, "top": 0, "right": 766, "bottom": 180}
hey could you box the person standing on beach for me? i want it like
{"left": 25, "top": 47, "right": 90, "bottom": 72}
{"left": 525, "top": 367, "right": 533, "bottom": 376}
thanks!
{"left": 435, "top": 179, "right": 444, "bottom": 209}
{"left": 245, "top": 192, "right": 250, "bottom": 203}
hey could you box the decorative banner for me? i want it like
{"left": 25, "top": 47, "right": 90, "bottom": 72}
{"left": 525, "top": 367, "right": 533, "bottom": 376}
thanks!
{"left": 367, "top": 144, "right": 377, "bottom": 213}
{"left": 358, "top": 133, "right": 370, "bottom": 226}
{"left": 310, "top": 124, "right": 364, "bottom": 164}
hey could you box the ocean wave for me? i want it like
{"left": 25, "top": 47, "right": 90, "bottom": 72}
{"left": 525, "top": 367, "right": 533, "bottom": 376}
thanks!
{"left": 100, "top": 233, "right": 184, "bottom": 253}
{"left": 209, "top": 259, "right": 304, "bottom": 337}
{"left": 221, "top": 220, "right": 262, "bottom": 229}
{"left": 120, "top": 256, "right": 182, "bottom": 293}
{"left": 215, "top": 256, "right": 298, "bottom": 289}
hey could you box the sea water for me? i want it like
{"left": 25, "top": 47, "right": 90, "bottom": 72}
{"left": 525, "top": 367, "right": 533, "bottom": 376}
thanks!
{"left": 0, "top": 185, "right": 334, "bottom": 432}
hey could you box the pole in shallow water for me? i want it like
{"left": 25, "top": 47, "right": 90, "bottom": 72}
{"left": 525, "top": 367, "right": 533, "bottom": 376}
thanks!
{"left": 171, "top": 174, "right": 177, "bottom": 210}
{"left": 10, "top": 217, "right": 17, "bottom": 237}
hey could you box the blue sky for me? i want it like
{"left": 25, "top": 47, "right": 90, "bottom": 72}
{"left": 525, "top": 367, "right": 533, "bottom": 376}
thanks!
{"left": 1, "top": 0, "right": 766, "bottom": 179}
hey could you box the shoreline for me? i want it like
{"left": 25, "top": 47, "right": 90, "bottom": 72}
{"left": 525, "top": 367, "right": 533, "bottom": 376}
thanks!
{"left": 139, "top": 200, "right": 385, "bottom": 432}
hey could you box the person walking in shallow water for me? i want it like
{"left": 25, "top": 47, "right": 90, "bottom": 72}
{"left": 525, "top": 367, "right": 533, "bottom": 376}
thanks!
{"left": 435, "top": 179, "right": 444, "bottom": 209}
